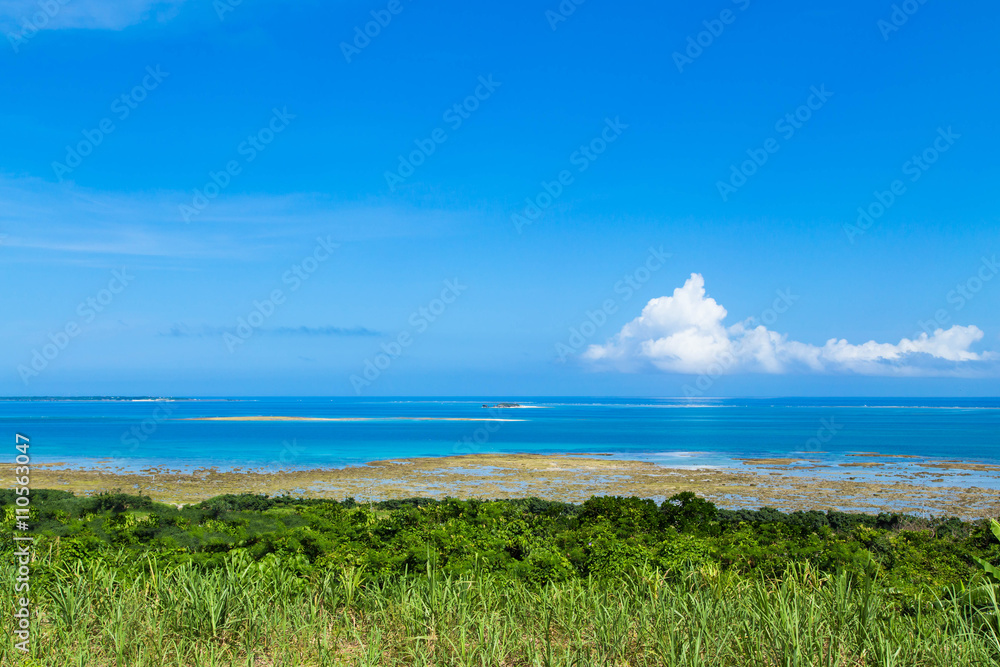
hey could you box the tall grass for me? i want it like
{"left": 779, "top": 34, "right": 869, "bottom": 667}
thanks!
{"left": 2, "top": 549, "right": 998, "bottom": 666}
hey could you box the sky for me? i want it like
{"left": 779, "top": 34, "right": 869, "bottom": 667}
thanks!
{"left": 1, "top": 0, "right": 998, "bottom": 397}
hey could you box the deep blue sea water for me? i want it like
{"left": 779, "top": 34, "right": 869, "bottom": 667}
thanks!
{"left": 3, "top": 397, "right": 999, "bottom": 488}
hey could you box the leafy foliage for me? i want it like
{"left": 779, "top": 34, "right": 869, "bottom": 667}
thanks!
{"left": 2, "top": 490, "right": 995, "bottom": 596}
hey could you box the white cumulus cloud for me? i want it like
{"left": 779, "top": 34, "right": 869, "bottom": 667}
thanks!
{"left": 583, "top": 273, "right": 994, "bottom": 377}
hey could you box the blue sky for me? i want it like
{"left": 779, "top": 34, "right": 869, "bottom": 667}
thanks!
{"left": 2, "top": 0, "right": 998, "bottom": 397}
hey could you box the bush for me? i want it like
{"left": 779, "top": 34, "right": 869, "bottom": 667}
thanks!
{"left": 661, "top": 492, "right": 718, "bottom": 532}
{"left": 580, "top": 496, "right": 662, "bottom": 535}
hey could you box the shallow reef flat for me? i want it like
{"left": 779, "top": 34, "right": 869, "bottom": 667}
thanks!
{"left": 11, "top": 453, "right": 1000, "bottom": 519}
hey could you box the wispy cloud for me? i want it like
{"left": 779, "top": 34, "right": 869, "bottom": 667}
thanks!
{"left": 162, "top": 324, "right": 381, "bottom": 338}
{"left": 272, "top": 326, "right": 380, "bottom": 337}
{"left": 0, "top": 175, "right": 466, "bottom": 265}
{"left": 0, "top": 0, "right": 186, "bottom": 32}
{"left": 584, "top": 273, "right": 996, "bottom": 377}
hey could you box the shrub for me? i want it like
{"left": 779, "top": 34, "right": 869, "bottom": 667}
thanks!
{"left": 661, "top": 492, "right": 718, "bottom": 532}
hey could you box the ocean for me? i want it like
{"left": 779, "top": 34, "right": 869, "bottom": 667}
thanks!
{"left": 4, "top": 397, "right": 999, "bottom": 489}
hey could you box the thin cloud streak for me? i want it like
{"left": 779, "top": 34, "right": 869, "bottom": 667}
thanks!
{"left": 0, "top": 175, "right": 468, "bottom": 263}
{"left": 0, "top": 0, "right": 186, "bottom": 32}
{"left": 162, "top": 324, "right": 381, "bottom": 338}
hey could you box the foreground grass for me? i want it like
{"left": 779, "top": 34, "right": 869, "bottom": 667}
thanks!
{"left": 2, "top": 553, "right": 999, "bottom": 666}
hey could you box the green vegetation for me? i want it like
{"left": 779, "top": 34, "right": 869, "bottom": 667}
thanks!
{"left": 2, "top": 490, "right": 999, "bottom": 665}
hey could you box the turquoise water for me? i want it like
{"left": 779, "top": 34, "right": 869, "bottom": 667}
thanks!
{"left": 3, "top": 397, "right": 999, "bottom": 488}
